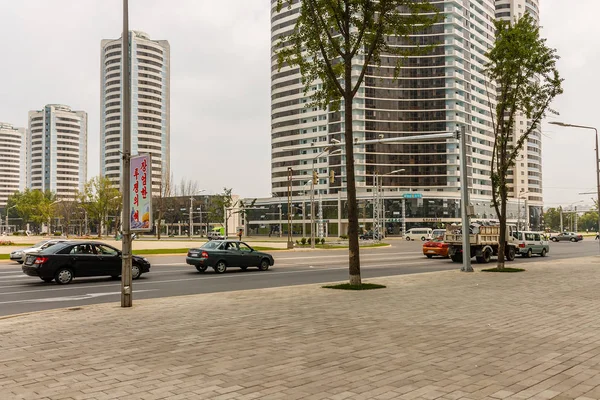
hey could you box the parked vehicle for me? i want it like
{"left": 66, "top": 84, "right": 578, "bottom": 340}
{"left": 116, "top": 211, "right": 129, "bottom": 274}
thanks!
{"left": 445, "top": 223, "right": 518, "bottom": 264}
{"left": 359, "top": 231, "right": 382, "bottom": 240}
{"left": 422, "top": 237, "right": 449, "bottom": 258}
{"left": 432, "top": 229, "right": 446, "bottom": 239}
{"left": 21, "top": 241, "right": 150, "bottom": 284}
{"left": 404, "top": 228, "right": 433, "bottom": 241}
{"left": 10, "top": 239, "right": 68, "bottom": 263}
{"left": 186, "top": 240, "right": 274, "bottom": 274}
{"left": 512, "top": 231, "right": 550, "bottom": 257}
{"left": 207, "top": 231, "right": 225, "bottom": 240}
{"left": 550, "top": 232, "right": 583, "bottom": 242}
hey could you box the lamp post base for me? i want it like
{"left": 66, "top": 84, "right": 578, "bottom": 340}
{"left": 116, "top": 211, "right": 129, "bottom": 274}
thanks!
{"left": 287, "top": 240, "right": 294, "bottom": 249}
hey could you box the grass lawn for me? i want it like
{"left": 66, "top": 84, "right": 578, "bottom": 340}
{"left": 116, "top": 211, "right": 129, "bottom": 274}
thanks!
{"left": 295, "top": 242, "right": 389, "bottom": 250}
{"left": 132, "top": 248, "right": 190, "bottom": 255}
{"left": 323, "top": 283, "right": 386, "bottom": 290}
{"left": 0, "top": 254, "right": 9, "bottom": 260}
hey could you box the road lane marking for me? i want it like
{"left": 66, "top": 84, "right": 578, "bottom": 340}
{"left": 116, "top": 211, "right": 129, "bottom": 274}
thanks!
{"left": 0, "top": 260, "right": 439, "bottom": 296}
{"left": 0, "top": 289, "right": 158, "bottom": 305}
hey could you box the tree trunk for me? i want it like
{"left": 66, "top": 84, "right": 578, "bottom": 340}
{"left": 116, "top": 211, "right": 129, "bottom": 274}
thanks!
{"left": 344, "top": 64, "right": 361, "bottom": 286}
{"left": 497, "top": 191, "right": 508, "bottom": 270}
{"left": 157, "top": 210, "right": 162, "bottom": 240}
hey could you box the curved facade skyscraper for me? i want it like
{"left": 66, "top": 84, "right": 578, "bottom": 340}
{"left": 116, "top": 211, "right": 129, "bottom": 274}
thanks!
{"left": 100, "top": 30, "right": 170, "bottom": 194}
{"left": 0, "top": 123, "right": 25, "bottom": 208}
{"left": 27, "top": 104, "right": 87, "bottom": 199}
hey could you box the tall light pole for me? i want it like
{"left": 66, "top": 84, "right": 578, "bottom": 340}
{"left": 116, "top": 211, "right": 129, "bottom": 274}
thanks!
{"left": 189, "top": 190, "right": 206, "bottom": 238}
{"left": 549, "top": 122, "right": 600, "bottom": 253}
{"left": 516, "top": 190, "right": 530, "bottom": 231}
{"left": 374, "top": 169, "right": 405, "bottom": 241}
{"left": 287, "top": 167, "right": 293, "bottom": 249}
{"left": 121, "top": 0, "right": 133, "bottom": 307}
{"left": 5, "top": 205, "right": 16, "bottom": 234}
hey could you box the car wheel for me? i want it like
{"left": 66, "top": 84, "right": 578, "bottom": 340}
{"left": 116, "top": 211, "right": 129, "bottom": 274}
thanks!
{"left": 55, "top": 268, "right": 73, "bottom": 285}
{"left": 132, "top": 264, "right": 141, "bottom": 280}
{"left": 506, "top": 246, "right": 516, "bottom": 261}
{"left": 214, "top": 261, "right": 227, "bottom": 274}
{"left": 541, "top": 248, "right": 547, "bottom": 257}
{"left": 570, "top": 238, "right": 576, "bottom": 242}
{"left": 41, "top": 277, "right": 53, "bottom": 283}
{"left": 17, "top": 260, "right": 23, "bottom": 264}
{"left": 421, "top": 237, "right": 426, "bottom": 241}
{"left": 426, "top": 254, "right": 433, "bottom": 259}
{"left": 525, "top": 249, "right": 532, "bottom": 258}
{"left": 405, "top": 236, "right": 411, "bottom": 241}
{"left": 195, "top": 265, "right": 208, "bottom": 273}
{"left": 258, "top": 259, "right": 270, "bottom": 271}
{"left": 450, "top": 253, "right": 462, "bottom": 263}
{"left": 551, "top": 237, "right": 557, "bottom": 242}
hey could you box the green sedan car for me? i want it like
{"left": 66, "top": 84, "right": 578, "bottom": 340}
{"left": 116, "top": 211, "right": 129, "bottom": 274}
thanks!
{"left": 186, "top": 240, "right": 275, "bottom": 274}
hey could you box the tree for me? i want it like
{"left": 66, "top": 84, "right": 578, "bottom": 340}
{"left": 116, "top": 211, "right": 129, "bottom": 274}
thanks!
{"left": 10, "top": 189, "right": 55, "bottom": 233}
{"left": 486, "top": 14, "right": 563, "bottom": 269}
{"left": 155, "top": 172, "right": 174, "bottom": 240}
{"left": 542, "top": 208, "right": 561, "bottom": 231}
{"left": 176, "top": 178, "right": 200, "bottom": 197}
{"left": 54, "top": 197, "right": 84, "bottom": 237}
{"left": 275, "top": 0, "right": 439, "bottom": 285}
{"left": 205, "top": 187, "right": 232, "bottom": 234}
{"left": 79, "top": 176, "right": 122, "bottom": 237}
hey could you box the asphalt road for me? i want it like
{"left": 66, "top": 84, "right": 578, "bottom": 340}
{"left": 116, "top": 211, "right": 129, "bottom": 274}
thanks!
{"left": 0, "top": 240, "right": 597, "bottom": 317}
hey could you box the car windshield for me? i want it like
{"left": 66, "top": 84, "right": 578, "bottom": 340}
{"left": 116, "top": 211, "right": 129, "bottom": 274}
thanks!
{"left": 201, "top": 241, "right": 222, "bottom": 249}
{"left": 33, "top": 241, "right": 47, "bottom": 248}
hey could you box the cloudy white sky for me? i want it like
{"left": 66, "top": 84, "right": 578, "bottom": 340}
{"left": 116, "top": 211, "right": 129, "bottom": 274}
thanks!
{"left": 0, "top": 0, "right": 596, "bottom": 207}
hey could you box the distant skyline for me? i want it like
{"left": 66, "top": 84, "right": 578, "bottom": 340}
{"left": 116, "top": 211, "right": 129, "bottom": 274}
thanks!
{"left": 0, "top": 0, "right": 597, "bottom": 206}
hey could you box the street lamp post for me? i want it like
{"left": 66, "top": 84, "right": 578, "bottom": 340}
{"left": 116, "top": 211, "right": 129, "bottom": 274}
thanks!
{"left": 189, "top": 190, "right": 206, "bottom": 238}
{"left": 121, "top": 0, "right": 133, "bottom": 307}
{"left": 4, "top": 205, "right": 16, "bottom": 234}
{"left": 549, "top": 122, "right": 600, "bottom": 253}
{"left": 374, "top": 169, "right": 405, "bottom": 241}
{"left": 516, "top": 190, "right": 530, "bottom": 231}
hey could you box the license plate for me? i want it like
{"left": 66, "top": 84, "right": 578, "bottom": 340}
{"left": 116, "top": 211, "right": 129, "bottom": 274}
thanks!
{"left": 190, "top": 252, "right": 198, "bottom": 257}
{"left": 427, "top": 250, "right": 435, "bottom": 254}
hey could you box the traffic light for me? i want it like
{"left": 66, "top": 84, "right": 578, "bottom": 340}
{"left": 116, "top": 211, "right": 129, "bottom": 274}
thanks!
{"left": 329, "top": 170, "right": 335, "bottom": 184}
{"left": 312, "top": 170, "right": 318, "bottom": 184}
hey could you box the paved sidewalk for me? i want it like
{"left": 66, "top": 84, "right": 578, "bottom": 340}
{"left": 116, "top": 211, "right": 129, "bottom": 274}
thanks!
{"left": 1, "top": 257, "right": 600, "bottom": 400}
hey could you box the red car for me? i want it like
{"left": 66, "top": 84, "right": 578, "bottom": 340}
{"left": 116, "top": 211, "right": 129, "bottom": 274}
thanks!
{"left": 423, "top": 238, "right": 449, "bottom": 258}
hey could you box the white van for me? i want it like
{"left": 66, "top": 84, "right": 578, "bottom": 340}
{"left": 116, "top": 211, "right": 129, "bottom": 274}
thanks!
{"left": 405, "top": 228, "right": 433, "bottom": 241}
{"left": 512, "top": 231, "right": 550, "bottom": 257}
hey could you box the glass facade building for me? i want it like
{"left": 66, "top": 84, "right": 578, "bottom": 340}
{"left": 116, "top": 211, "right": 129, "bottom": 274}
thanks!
{"left": 0, "top": 123, "right": 26, "bottom": 209}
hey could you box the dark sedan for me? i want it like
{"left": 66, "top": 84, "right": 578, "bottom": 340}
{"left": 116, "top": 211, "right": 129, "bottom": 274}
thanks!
{"left": 186, "top": 240, "right": 274, "bottom": 274}
{"left": 22, "top": 241, "right": 151, "bottom": 284}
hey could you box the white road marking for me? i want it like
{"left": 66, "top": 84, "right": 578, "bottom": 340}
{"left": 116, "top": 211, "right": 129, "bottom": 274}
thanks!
{"left": 0, "top": 260, "right": 439, "bottom": 296}
{"left": 0, "top": 289, "right": 158, "bottom": 305}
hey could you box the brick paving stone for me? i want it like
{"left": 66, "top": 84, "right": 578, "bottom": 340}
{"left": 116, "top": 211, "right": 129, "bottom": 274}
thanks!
{"left": 1, "top": 256, "right": 600, "bottom": 399}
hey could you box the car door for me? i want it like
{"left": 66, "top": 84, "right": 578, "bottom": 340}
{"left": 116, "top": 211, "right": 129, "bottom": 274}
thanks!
{"left": 238, "top": 242, "right": 261, "bottom": 267}
{"left": 69, "top": 244, "right": 97, "bottom": 277}
{"left": 95, "top": 244, "right": 122, "bottom": 276}
{"left": 220, "top": 242, "right": 242, "bottom": 267}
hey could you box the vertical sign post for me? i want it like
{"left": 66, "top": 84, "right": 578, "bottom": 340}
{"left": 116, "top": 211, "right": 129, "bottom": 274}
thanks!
{"left": 121, "top": 0, "right": 132, "bottom": 307}
{"left": 130, "top": 154, "right": 153, "bottom": 232}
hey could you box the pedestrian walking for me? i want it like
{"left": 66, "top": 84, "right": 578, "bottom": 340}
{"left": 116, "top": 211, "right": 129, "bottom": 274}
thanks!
{"left": 237, "top": 229, "right": 243, "bottom": 241}
{"left": 596, "top": 232, "right": 599, "bottom": 240}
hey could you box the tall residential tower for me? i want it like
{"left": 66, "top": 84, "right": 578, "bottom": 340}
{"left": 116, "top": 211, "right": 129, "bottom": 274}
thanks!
{"left": 27, "top": 104, "right": 87, "bottom": 199}
{"left": 100, "top": 30, "right": 170, "bottom": 194}
{"left": 0, "top": 123, "right": 26, "bottom": 209}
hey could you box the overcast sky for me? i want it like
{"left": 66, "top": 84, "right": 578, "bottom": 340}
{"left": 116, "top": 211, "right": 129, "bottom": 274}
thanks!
{"left": 0, "top": 0, "right": 595, "bottom": 207}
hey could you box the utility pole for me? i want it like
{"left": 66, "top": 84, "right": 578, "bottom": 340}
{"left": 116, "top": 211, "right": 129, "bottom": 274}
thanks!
{"left": 574, "top": 206, "right": 578, "bottom": 233}
{"left": 311, "top": 170, "right": 316, "bottom": 249}
{"left": 287, "top": 167, "right": 293, "bottom": 249}
{"left": 559, "top": 206, "right": 563, "bottom": 232}
{"left": 189, "top": 196, "right": 193, "bottom": 238}
{"left": 458, "top": 125, "right": 473, "bottom": 272}
{"left": 120, "top": 0, "right": 133, "bottom": 307}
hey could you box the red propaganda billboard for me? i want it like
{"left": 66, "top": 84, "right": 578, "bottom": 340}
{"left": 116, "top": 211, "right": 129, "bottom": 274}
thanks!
{"left": 130, "top": 154, "right": 153, "bottom": 232}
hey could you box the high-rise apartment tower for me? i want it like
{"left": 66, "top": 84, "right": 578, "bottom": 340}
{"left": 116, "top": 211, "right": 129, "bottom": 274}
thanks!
{"left": 27, "top": 104, "right": 87, "bottom": 199}
{"left": 0, "top": 123, "right": 26, "bottom": 208}
{"left": 100, "top": 30, "right": 170, "bottom": 194}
